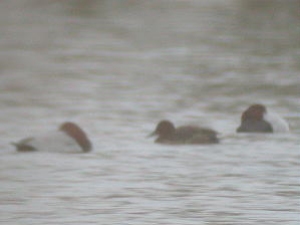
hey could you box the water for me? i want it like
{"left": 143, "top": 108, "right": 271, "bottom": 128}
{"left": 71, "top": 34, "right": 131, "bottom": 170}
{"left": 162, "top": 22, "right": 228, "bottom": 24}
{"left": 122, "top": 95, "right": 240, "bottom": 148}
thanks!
{"left": 0, "top": 0, "right": 299, "bottom": 224}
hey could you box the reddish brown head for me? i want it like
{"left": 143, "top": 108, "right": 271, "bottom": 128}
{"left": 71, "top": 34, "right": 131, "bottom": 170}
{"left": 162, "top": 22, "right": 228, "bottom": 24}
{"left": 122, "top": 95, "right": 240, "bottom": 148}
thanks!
{"left": 151, "top": 120, "right": 176, "bottom": 138}
{"left": 59, "top": 122, "right": 92, "bottom": 152}
{"left": 241, "top": 104, "right": 266, "bottom": 122}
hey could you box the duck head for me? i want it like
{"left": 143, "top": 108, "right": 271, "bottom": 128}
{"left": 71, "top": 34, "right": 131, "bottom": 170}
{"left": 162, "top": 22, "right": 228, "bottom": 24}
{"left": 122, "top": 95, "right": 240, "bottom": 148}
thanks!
{"left": 59, "top": 122, "right": 92, "bottom": 152}
{"left": 149, "top": 120, "right": 176, "bottom": 139}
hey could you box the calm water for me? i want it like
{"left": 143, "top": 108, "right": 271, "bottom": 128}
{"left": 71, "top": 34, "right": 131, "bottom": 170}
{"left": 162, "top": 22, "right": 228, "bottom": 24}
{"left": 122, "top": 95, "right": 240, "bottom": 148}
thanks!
{"left": 0, "top": 0, "right": 299, "bottom": 224}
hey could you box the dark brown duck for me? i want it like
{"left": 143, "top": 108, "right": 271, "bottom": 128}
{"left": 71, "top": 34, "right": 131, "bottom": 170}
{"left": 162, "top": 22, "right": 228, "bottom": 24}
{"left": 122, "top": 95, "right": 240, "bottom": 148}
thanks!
{"left": 150, "top": 120, "right": 219, "bottom": 145}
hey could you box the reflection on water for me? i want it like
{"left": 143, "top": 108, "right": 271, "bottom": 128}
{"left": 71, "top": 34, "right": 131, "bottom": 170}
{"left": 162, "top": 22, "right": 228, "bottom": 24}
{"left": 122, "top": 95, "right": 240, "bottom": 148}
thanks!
{"left": 0, "top": 0, "right": 299, "bottom": 224}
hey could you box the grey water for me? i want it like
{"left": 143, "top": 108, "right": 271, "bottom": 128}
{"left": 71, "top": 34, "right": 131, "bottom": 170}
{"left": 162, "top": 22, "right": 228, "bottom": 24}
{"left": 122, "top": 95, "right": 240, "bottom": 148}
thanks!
{"left": 0, "top": 0, "right": 299, "bottom": 224}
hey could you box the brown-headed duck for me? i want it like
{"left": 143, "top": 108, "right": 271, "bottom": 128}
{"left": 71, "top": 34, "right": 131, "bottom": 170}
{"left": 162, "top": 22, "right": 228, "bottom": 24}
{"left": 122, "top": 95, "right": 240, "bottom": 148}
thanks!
{"left": 237, "top": 104, "right": 289, "bottom": 133}
{"left": 150, "top": 120, "right": 219, "bottom": 145}
{"left": 12, "top": 122, "right": 92, "bottom": 152}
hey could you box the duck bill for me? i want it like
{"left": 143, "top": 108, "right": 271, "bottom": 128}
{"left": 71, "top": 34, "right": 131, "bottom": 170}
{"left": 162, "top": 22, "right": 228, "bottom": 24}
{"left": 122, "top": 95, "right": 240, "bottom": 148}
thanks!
{"left": 147, "top": 131, "right": 157, "bottom": 138}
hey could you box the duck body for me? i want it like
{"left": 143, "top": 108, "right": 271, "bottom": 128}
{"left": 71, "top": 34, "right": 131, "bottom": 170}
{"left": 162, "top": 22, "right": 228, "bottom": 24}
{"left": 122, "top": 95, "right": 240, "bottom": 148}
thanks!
{"left": 151, "top": 120, "right": 219, "bottom": 145}
{"left": 237, "top": 119, "right": 273, "bottom": 133}
{"left": 12, "top": 122, "right": 92, "bottom": 153}
{"left": 237, "top": 104, "right": 289, "bottom": 133}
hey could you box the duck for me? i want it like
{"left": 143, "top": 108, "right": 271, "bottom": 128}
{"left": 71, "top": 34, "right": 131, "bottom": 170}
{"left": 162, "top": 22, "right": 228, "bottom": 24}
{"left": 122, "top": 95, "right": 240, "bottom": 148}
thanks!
{"left": 149, "top": 120, "right": 219, "bottom": 144}
{"left": 12, "top": 122, "right": 92, "bottom": 152}
{"left": 236, "top": 104, "right": 290, "bottom": 133}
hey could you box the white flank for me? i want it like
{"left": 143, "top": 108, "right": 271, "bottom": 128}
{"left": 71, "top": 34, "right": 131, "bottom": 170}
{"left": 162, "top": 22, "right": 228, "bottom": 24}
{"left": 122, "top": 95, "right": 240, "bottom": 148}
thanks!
{"left": 20, "top": 131, "right": 82, "bottom": 152}
{"left": 264, "top": 111, "right": 290, "bottom": 133}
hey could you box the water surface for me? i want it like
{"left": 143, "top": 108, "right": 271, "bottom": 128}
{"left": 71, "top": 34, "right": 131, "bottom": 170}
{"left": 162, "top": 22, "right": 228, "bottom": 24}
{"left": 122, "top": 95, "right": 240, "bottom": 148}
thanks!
{"left": 0, "top": 1, "right": 299, "bottom": 224}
